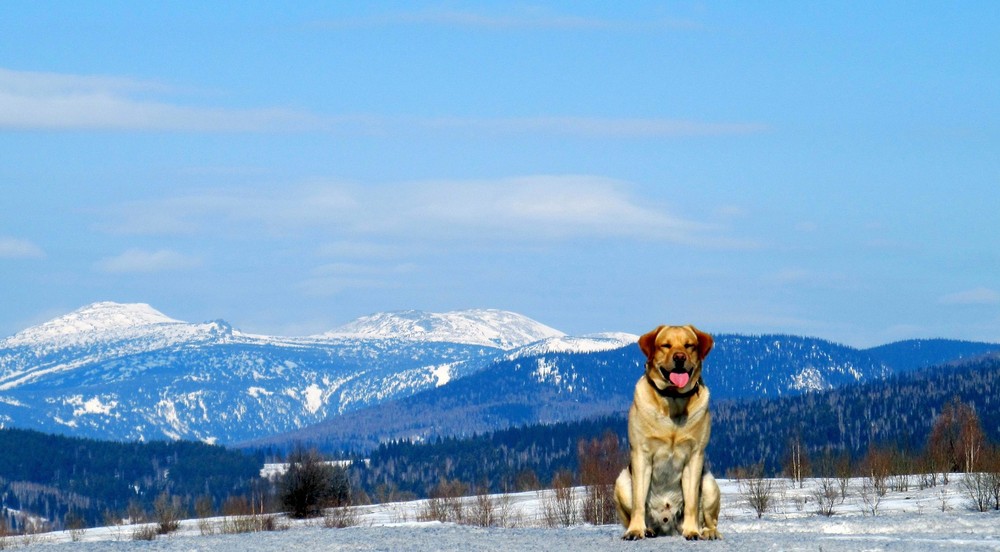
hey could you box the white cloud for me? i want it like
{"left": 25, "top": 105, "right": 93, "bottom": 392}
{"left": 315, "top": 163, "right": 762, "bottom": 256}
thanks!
{"left": 101, "top": 176, "right": 724, "bottom": 245}
{"left": 938, "top": 287, "right": 1000, "bottom": 306}
{"left": 96, "top": 249, "right": 201, "bottom": 273}
{"left": 0, "top": 237, "right": 45, "bottom": 259}
{"left": 1, "top": 67, "right": 764, "bottom": 138}
{"left": 0, "top": 68, "right": 319, "bottom": 132}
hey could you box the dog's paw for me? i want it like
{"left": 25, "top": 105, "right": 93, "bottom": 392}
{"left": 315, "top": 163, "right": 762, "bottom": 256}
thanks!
{"left": 682, "top": 522, "right": 703, "bottom": 540}
{"left": 621, "top": 527, "right": 652, "bottom": 541}
{"left": 701, "top": 528, "right": 722, "bottom": 540}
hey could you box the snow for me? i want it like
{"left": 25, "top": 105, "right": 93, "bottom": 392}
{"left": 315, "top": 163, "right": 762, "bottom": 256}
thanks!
{"left": 303, "top": 384, "right": 323, "bottom": 414}
{"left": 431, "top": 363, "right": 454, "bottom": 387}
{"left": 507, "top": 334, "right": 636, "bottom": 360}
{"left": 27, "top": 476, "right": 1000, "bottom": 551}
{"left": 321, "top": 309, "right": 565, "bottom": 350}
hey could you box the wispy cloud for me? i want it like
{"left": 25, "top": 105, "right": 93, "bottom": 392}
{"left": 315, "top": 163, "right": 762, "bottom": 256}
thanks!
{"left": 938, "top": 287, "right": 1000, "bottom": 306}
{"left": 2, "top": 68, "right": 763, "bottom": 138}
{"left": 0, "top": 68, "right": 319, "bottom": 132}
{"left": 99, "top": 176, "right": 730, "bottom": 245}
{"left": 0, "top": 237, "right": 45, "bottom": 259}
{"left": 95, "top": 249, "right": 202, "bottom": 273}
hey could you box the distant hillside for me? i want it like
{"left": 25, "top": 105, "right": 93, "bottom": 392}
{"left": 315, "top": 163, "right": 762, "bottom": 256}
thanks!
{"left": 254, "top": 334, "right": 1000, "bottom": 452}
{"left": 343, "top": 354, "right": 1000, "bottom": 498}
{"left": 709, "top": 353, "right": 1000, "bottom": 474}
{"left": 864, "top": 338, "right": 1000, "bottom": 372}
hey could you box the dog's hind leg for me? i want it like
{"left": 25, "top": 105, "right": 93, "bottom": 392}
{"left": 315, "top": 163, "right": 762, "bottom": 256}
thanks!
{"left": 613, "top": 467, "right": 633, "bottom": 527}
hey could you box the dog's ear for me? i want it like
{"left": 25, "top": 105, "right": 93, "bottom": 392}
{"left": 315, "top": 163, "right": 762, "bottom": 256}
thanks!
{"left": 638, "top": 326, "right": 664, "bottom": 359}
{"left": 688, "top": 325, "right": 714, "bottom": 360}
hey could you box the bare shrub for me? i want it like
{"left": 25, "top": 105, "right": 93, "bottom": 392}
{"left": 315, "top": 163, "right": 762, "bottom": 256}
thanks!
{"left": 131, "top": 525, "right": 158, "bottom": 541}
{"left": 221, "top": 494, "right": 282, "bottom": 534}
{"left": 65, "top": 510, "right": 87, "bottom": 542}
{"left": 542, "top": 470, "right": 579, "bottom": 527}
{"left": 153, "top": 492, "right": 183, "bottom": 535}
{"left": 859, "top": 476, "right": 883, "bottom": 516}
{"left": 813, "top": 477, "right": 839, "bottom": 516}
{"left": 963, "top": 472, "right": 992, "bottom": 512}
{"left": 418, "top": 478, "right": 469, "bottom": 524}
{"left": 469, "top": 488, "right": 520, "bottom": 528}
{"left": 739, "top": 464, "right": 774, "bottom": 519}
{"left": 195, "top": 495, "right": 216, "bottom": 535}
{"left": 102, "top": 510, "right": 127, "bottom": 542}
{"left": 578, "top": 432, "right": 624, "bottom": 526}
{"left": 324, "top": 506, "right": 362, "bottom": 528}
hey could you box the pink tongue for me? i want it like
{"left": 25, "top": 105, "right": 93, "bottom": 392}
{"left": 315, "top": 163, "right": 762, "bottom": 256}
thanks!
{"left": 669, "top": 372, "right": 690, "bottom": 388}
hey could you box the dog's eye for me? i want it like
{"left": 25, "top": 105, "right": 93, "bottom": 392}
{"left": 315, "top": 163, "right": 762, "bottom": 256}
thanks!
{"left": 686, "top": 344, "right": 696, "bottom": 350}
{"left": 661, "top": 343, "right": 671, "bottom": 349}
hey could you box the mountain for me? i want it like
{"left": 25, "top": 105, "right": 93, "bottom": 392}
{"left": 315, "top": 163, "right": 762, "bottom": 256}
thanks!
{"left": 3, "top": 302, "right": 998, "bottom": 449}
{"left": 0, "top": 303, "right": 558, "bottom": 444}
{"left": 321, "top": 309, "right": 564, "bottom": 349}
{"left": 254, "top": 333, "right": 997, "bottom": 452}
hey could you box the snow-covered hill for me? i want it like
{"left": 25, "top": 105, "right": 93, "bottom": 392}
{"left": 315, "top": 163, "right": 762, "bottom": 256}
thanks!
{"left": 0, "top": 303, "right": 563, "bottom": 444}
{"left": 35, "top": 476, "right": 1000, "bottom": 552}
{"left": 3, "top": 303, "right": 999, "bottom": 447}
{"left": 321, "top": 309, "right": 564, "bottom": 349}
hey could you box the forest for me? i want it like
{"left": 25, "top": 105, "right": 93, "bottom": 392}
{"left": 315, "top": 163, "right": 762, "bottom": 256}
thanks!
{"left": 1, "top": 353, "right": 998, "bottom": 532}
{"left": 345, "top": 355, "right": 1000, "bottom": 499}
{"left": 0, "top": 429, "right": 264, "bottom": 532}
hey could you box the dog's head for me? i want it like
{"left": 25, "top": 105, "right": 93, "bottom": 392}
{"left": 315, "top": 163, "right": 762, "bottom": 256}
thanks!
{"left": 638, "top": 325, "right": 714, "bottom": 394}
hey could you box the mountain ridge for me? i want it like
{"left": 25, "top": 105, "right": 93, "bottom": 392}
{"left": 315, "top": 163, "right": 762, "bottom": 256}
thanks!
{"left": 2, "top": 302, "right": 998, "bottom": 448}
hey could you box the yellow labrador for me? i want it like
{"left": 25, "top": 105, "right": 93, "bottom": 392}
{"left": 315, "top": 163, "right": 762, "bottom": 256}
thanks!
{"left": 614, "top": 325, "right": 721, "bottom": 540}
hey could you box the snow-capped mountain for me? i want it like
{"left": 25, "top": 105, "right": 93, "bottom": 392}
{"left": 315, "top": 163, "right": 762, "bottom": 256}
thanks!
{"left": 321, "top": 309, "right": 564, "bottom": 349}
{"left": 256, "top": 333, "right": 1000, "bottom": 451}
{"left": 3, "top": 302, "right": 999, "bottom": 449}
{"left": 0, "top": 302, "right": 562, "bottom": 444}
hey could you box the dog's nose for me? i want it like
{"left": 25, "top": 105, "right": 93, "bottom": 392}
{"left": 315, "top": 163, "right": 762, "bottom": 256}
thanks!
{"left": 673, "top": 352, "right": 687, "bottom": 364}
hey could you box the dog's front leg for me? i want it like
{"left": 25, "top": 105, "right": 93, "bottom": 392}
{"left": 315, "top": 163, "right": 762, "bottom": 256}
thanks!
{"left": 681, "top": 450, "right": 705, "bottom": 540}
{"left": 622, "top": 448, "right": 653, "bottom": 540}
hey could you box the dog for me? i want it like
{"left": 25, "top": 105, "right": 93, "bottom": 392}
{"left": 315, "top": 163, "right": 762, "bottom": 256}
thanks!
{"left": 613, "top": 325, "right": 721, "bottom": 540}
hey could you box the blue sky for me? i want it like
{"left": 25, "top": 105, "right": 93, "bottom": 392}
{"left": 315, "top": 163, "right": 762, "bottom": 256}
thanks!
{"left": 2, "top": 2, "right": 998, "bottom": 347}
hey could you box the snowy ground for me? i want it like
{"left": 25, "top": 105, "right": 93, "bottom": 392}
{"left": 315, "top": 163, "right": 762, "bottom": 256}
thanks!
{"left": 19, "top": 476, "right": 1000, "bottom": 551}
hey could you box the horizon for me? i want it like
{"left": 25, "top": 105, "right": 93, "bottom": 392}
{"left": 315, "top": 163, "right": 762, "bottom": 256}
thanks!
{"left": 2, "top": 3, "right": 998, "bottom": 349}
{"left": 4, "top": 299, "right": 997, "bottom": 351}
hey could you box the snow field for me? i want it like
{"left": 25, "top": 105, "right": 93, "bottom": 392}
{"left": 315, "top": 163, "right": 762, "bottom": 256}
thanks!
{"left": 24, "top": 475, "right": 1000, "bottom": 551}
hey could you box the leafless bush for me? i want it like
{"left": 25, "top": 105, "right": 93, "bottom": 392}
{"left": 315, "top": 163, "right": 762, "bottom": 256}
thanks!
{"left": 813, "top": 477, "right": 839, "bottom": 516}
{"left": 963, "top": 472, "right": 994, "bottom": 512}
{"left": 859, "top": 476, "right": 883, "bottom": 516}
{"left": 221, "top": 494, "right": 283, "bottom": 534}
{"left": 581, "top": 484, "right": 617, "bottom": 525}
{"left": 65, "top": 510, "right": 87, "bottom": 542}
{"left": 324, "top": 506, "right": 362, "bottom": 528}
{"left": 131, "top": 524, "right": 158, "bottom": 541}
{"left": 542, "top": 470, "right": 579, "bottom": 527}
{"left": 153, "top": 492, "right": 184, "bottom": 535}
{"left": 468, "top": 489, "right": 520, "bottom": 528}
{"left": 738, "top": 464, "right": 774, "bottom": 519}
{"left": 102, "top": 510, "right": 127, "bottom": 542}
{"left": 418, "top": 478, "right": 469, "bottom": 524}
{"left": 577, "top": 432, "right": 624, "bottom": 526}
{"left": 195, "top": 495, "right": 216, "bottom": 535}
